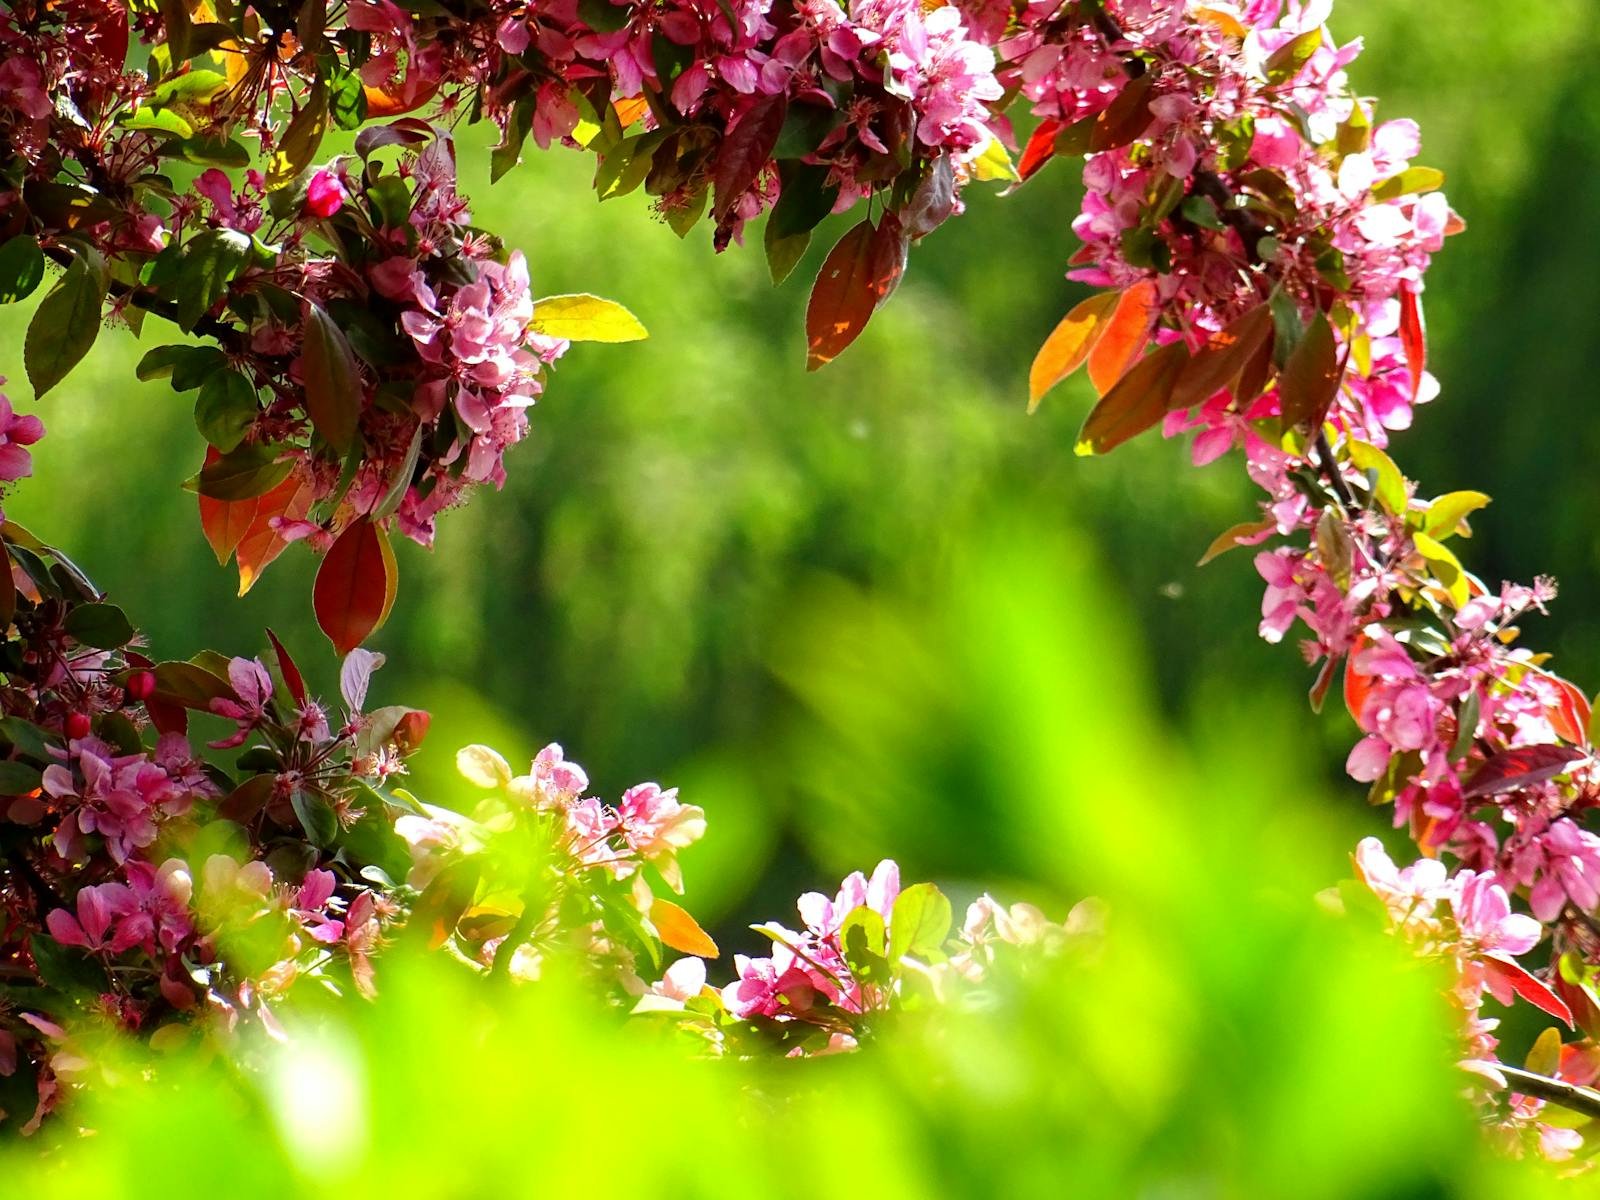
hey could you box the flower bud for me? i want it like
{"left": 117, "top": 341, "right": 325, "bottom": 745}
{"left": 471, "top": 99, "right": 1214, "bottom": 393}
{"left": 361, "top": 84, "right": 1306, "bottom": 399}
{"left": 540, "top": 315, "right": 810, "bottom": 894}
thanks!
{"left": 126, "top": 670, "right": 156, "bottom": 703}
{"left": 65, "top": 711, "right": 92, "bottom": 740}
{"left": 303, "top": 169, "right": 345, "bottom": 220}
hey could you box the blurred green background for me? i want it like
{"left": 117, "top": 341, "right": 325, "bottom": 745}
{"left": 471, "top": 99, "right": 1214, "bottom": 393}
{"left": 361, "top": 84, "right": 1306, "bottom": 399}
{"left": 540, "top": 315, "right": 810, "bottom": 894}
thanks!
{"left": 3, "top": 0, "right": 1597, "bottom": 941}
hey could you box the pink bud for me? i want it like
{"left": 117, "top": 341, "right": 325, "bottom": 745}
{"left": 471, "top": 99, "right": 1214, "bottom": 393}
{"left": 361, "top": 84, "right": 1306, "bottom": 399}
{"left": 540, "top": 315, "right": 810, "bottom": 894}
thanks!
{"left": 65, "top": 712, "right": 92, "bottom": 740}
{"left": 303, "top": 170, "right": 345, "bottom": 220}
{"left": 126, "top": 670, "right": 156, "bottom": 702}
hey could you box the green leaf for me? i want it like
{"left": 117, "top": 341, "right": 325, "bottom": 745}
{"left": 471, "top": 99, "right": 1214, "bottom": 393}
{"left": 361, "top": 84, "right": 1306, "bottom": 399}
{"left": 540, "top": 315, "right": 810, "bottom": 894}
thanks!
{"left": 194, "top": 370, "right": 259, "bottom": 452}
{"left": 532, "top": 294, "right": 649, "bottom": 343}
{"left": 0, "top": 716, "right": 53, "bottom": 760}
{"left": 0, "top": 235, "right": 46, "bottom": 304}
{"left": 0, "top": 759, "right": 43, "bottom": 795}
{"left": 1264, "top": 28, "right": 1322, "bottom": 83}
{"left": 29, "top": 934, "right": 107, "bottom": 996}
{"left": 291, "top": 789, "right": 340, "bottom": 848}
{"left": 1371, "top": 167, "right": 1445, "bottom": 202}
{"left": 267, "top": 80, "right": 329, "bottom": 189}
{"left": 195, "top": 443, "right": 293, "bottom": 501}
{"left": 838, "top": 906, "right": 890, "bottom": 984}
{"left": 889, "top": 883, "right": 953, "bottom": 963}
{"left": 301, "top": 300, "right": 363, "bottom": 452}
{"left": 25, "top": 248, "right": 106, "bottom": 397}
{"left": 175, "top": 229, "right": 250, "bottom": 331}
{"left": 63, "top": 602, "right": 135, "bottom": 650}
{"left": 174, "top": 134, "right": 251, "bottom": 169}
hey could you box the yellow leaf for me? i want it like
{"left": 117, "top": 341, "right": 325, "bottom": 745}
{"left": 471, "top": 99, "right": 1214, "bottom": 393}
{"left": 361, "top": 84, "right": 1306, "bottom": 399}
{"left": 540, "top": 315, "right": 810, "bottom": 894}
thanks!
{"left": 612, "top": 96, "right": 650, "bottom": 128}
{"left": 1412, "top": 531, "right": 1471, "bottom": 608}
{"left": 971, "top": 136, "right": 1020, "bottom": 183}
{"left": 532, "top": 294, "right": 649, "bottom": 343}
{"left": 1422, "top": 490, "right": 1490, "bottom": 539}
{"left": 1027, "top": 291, "right": 1120, "bottom": 411}
{"left": 651, "top": 897, "right": 719, "bottom": 958}
{"left": 1346, "top": 440, "right": 1408, "bottom": 515}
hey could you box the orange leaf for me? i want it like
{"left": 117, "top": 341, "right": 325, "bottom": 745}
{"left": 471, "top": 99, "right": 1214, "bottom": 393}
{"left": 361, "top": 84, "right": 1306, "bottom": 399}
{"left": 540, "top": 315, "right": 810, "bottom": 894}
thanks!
{"left": 805, "top": 216, "right": 907, "bottom": 371}
{"left": 363, "top": 75, "right": 440, "bottom": 118}
{"left": 196, "top": 448, "right": 261, "bottom": 566}
{"left": 1075, "top": 341, "right": 1187, "bottom": 455}
{"left": 651, "top": 897, "right": 719, "bottom": 958}
{"left": 1531, "top": 667, "right": 1592, "bottom": 747}
{"left": 313, "top": 518, "right": 396, "bottom": 656}
{"left": 613, "top": 97, "right": 650, "bottom": 127}
{"left": 1086, "top": 280, "right": 1159, "bottom": 395}
{"left": 1169, "top": 304, "right": 1274, "bottom": 412}
{"left": 232, "top": 476, "right": 313, "bottom": 596}
{"left": 1344, "top": 635, "right": 1376, "bottom": 724}
{"left": 1028, "top": 291, "right": 1120, "bottom": 411}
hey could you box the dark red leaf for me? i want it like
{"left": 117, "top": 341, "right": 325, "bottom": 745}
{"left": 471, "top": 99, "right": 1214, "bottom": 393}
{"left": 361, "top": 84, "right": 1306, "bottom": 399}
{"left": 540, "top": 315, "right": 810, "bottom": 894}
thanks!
{"left": 1278, "top": 309, "right": 1343, "bottom": 430}
{"left": 266, "top": 628, "right": 307, "bottom": 706}
{"left": 1075, "top": 341, "right": 1187, "bottom": 455}
{"left": 713, "top": 93, "right": 788, "bottom": 224}
{"left": 1169, "top": 304, "right": 1274, "bottom": 412}
{"left": 301, "top": 299, "right": 362, "bottom": 454}
{"left": 313, "top": 519, "right": 396, "bottom": 656}
{"left": 805, "top": 216, "right": 907, "bottom": 371}
{"left": 1461, "top": 744, "right": 1587, "bottom": 800}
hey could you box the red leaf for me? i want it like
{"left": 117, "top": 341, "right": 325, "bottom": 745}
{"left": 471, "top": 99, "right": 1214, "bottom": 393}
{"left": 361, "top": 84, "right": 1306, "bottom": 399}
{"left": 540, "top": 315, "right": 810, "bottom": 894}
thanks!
{"left": 266, "top": 628, "right": 307, "bottom": 706}
{"left": 313, "top": 519, "right": 397, "bottom": 656}
{"left": 1017, "top": 118, "right": 1063, "bottom": 182}
{"left": 1086, "top": 280, "right": 1159, "bottom": 394}
{"left": 1532, "top": 668, "right": 1592, "bottom": 747}
{"left": 301, "top": 299, "right": 362, "bottom": 454}
{"left": 1484, "top": 954, "right": 1574, "bottom": 1028}
{"left": 1075, "top": 341, "right": 1187, "bottom": 455}
{"left": 1344, "top": 633, "right": 1376, "bottom": 723}
{"left": 713, "top": 93, "right": 787, "bottom": 224}
{"left": 394, "top": 709, "right": 431, "bottom": 753}
{"left": 1460, "top": 743, "right": 1587, "bottom": 800}
{"left": 1399, "top": 288, "right": 1426, "bottom": 402}
{"left": 805, "top": 216, "right": 907, "bottom": 371}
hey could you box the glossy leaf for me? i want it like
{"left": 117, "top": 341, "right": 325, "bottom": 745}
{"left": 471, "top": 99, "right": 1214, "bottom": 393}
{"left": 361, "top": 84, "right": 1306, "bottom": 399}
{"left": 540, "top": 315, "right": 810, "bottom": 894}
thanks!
{"left": 1086, "top": 280, "right": 1159, "bottom": 395}
{"left": 1076, "top": 341, "right": 1187, "bottom": 456}
{"left": 301, "top": 300, "right": 362, "bottom": 453}
{"left": 1484, "top": 954, "right": 1574, "bottom": 1027}
{"left": 531, "top": 294, "right": 649, "bottom": 343}
{"left": 266, "top": 81, "right": 328, "bottom": 189}
{"left": 1016, "top": 118, "right": 1063, "bottom": 182}
{"left": 25, "top": 248, "right": 105, "bottom": 398}
{"left": 313, "top": 519, "right": 395, "bottom": 656}
{"left": 196, "top": 444, "right": 292, "bottom": 502}
{"left": 1027, "top": 291, "right": 1120, "bottom": 412}
{"left": 805, "top": 216, "right": 907, "bottom": 371}
{"left": 266, "top": 628, "right": 308, "bottom": 706}
{"left": 1347, "top": 441, "right": 1407, "bottom": 514}
{"left": 1371, "top": 166, "right": 1445, "bottom": 202}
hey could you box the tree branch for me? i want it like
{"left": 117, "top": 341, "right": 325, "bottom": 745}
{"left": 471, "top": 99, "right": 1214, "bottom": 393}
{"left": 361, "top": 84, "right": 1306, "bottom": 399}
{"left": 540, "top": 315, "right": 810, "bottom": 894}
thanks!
{"left": 42, "top": 246, "right": 241, "bottom": 348}
{"left": 1493, "top": 1064, "right": 1600, "bottom": 1122}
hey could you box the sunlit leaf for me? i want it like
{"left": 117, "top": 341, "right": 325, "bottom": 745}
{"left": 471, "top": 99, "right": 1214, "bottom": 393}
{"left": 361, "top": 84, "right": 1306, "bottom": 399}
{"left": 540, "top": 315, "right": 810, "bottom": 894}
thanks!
{"left": 652, "top": 897, "right": 719, "bottom": 958}
{"left": 1075, "top": 341, "right": 1187, "bottom": 456}
{"left": 532, "top": 294, "right": 649, "bottom": 343}
{"left": 313, "top": 519, "right": 395, "bottom": 656}
{"left": 1086, "top": 280, "right": 1159, "bottom": 395}
{"left": 1027, "top": 291, "right": 1120, "bottom": 411}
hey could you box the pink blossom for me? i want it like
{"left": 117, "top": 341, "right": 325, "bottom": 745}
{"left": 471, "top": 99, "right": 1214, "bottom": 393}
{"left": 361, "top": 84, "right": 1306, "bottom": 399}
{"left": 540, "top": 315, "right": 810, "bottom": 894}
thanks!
{"left": 0, "top": 390, "right": 44, "bottom": 482}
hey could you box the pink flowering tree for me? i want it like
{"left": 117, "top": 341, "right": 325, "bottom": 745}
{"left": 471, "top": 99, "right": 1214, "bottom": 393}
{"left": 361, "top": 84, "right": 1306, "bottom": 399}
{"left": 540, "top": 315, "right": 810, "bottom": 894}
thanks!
{"left": 1, "top": 0, "right": 1599, "bottom": 1162}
